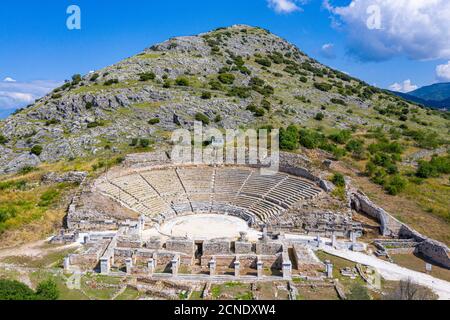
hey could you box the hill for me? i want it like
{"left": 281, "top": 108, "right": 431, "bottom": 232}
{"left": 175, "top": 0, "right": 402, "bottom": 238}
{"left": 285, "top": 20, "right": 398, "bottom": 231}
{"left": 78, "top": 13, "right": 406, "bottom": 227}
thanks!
{"left": 392, "top": 83, "right": 450, "bottom": 110}
{"left": 0, "top": 25, "right": 448, "bottom": 245}
{"left": 0, "top": 25, "right": 448, "bottom": 173}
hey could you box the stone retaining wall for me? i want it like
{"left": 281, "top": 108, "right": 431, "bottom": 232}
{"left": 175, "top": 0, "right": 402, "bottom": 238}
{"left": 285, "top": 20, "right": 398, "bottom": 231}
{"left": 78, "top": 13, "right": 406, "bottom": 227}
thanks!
{"left": 350, "top": 190, "right": 450, "bottom": 268}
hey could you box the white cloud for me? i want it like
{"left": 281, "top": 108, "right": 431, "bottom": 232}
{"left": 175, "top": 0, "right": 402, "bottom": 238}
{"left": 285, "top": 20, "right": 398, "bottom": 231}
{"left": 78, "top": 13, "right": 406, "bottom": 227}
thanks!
{"left": 325, "top": 0, "right": 450, "bottom": 61}
{"left": 3, "top": 77, "right": 17, "bottom": 83}
{"left": 320, "top": 43, "right": 336, "bottom": 59}
{"left": 389, "top": 79, "right": 418, "bottom": 93}
{"left": 436, "top": 61, "right": 450, "bottom": 82}
{"left": 0, "top": 79, "right": 62, "bottom": 112}
{"left": 268, "top": 0, "right": 307, "bottom": 14}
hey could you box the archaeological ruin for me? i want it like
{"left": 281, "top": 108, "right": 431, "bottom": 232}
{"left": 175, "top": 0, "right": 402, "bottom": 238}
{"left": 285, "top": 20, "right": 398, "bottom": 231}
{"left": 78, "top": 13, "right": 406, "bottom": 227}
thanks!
{"left": 55, "top": 151, "right": 449, "bottom": 285}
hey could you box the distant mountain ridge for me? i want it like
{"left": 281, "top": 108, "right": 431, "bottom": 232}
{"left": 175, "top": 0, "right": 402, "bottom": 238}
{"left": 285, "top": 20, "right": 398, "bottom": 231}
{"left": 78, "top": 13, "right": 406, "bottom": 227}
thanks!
{"left": 392, "top": 82, "right": 450, "bottom": 110}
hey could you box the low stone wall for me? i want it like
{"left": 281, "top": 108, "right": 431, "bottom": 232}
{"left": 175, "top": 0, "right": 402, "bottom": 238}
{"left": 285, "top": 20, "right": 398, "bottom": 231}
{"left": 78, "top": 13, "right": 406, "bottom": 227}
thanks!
{"left": 350, "top": 190, "right": 450, "bottom": 268}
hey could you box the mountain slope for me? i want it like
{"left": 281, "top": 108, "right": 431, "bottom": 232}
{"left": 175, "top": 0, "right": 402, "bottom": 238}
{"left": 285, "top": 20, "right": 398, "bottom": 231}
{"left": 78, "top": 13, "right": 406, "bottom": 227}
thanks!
{"left": 392, "top": 82, "right": 450, "bottom": 110}
{"left": 409, "top": 82, "right": 450, "bottom": 101}
{"left": 0, "top": 25, "right": 448, "bottom": 173}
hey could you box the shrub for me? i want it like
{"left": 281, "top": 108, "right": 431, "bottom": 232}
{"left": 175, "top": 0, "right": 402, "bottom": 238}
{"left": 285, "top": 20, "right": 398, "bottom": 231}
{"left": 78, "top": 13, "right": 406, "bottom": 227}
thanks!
{"left": 228, "top": 86, "right": 251, "bottom": 99}
{"left": 85, "top": 102, "right": 93, "bottom": 110}
{"left": 218, "top": 73, "right": 235, "bottom": 84}
{"left": 0, "top": 280, "right": 36, "bottom": 300}
{"left": 201, "top": 91, "right": 212, "bottom": 99}
{"left": 139, "top": 139, "right": 151, "bottom": 148}
{"left": 261, "top": 100, "right": 271, "bottom": 111}
{"left": 214, "top": 114, "right": 222, "bottom": 123}
{"left": 280, "top": 125, "right": 299, "bottom": 151}
{"left": 71, "top": 74, "right": 82, "bottom": 85}
{"left": 331, "top": 98, "right": 347, "bottom": 106}
{"left": 332, "top": 173, "right": 346, "bottom": 187}
{"left": 175, "top": 77, "right": 190, "bottom": 86}
{"left": 253, "top": 107, "right": 266, "bottom": 117}
{"left": 299, "top": 76, "right": 308, "bottom": 83}
{"left": 314, "top": 82, "right": 332, "bottom": 92}
{"left": 209, "top": 80, "right": 223, "bottom": 91}
{"left": 0, "top": 134, "right": 7, "bottom": 144}
{"left": 299, "top": 129, "right": 326, "bottom": 149}
{"left": 90, "top": 73, "right": 99, "bottom": 82}
{"left": 139, "top": 72, "right": 156, "bottom": 81}
{"left": 346, "top": 139, "right": 364, "bottom": 154}
{"left": 30, "top": 145, "right": 43, "bottom": 156}
{"left": 104, "top": 79, "right": 119, "bottom": 86}
{"left": 253, "top": 85, "right": 274, "bottom": 97}
{"left": 148, "top": 118, "right": 160, "bottom": 125}
{"left": 314, "top": 112, "right": 325, "bottom": 121}
{"left": 45, "top": 118, "right": 60, "bottom": 126}
{"left": 35, "top": 280, "right": 59, "bottom": 300}
{"left": 385, "top": 175, "right": 407, "bottom": 195}
{"left": 130, "top": 138, "right": 139, "bottom": 147}
{"left": 255, "top": 57, "right": 272, "bottom": 67}
{"left": 329, "top": 130, "right": 351, "bottom": 144}
{"left": 249, "top": 77, "right": 265, "bottom": 87}
{"left": 195, "top": 112, "right": 210, "bottom": 125}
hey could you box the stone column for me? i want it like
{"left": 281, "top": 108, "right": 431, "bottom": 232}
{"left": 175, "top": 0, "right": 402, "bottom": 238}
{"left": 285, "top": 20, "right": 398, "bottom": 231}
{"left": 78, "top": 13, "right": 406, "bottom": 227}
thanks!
{"left": 332, "top": 233, "right": 337, "bottom": 248}
{"left": 325, "top": 260, "right": 333, "bottom": 279}
{"left": 84, "top": 234, "right": 90, "bottom": 244}
{"left": 282, "top": 261, "right": 292, "bottom": 280}
{"left": 148, "top": 259, "right": 155, "bottom": 275}
{"left": 209, "top": 258, "right": 216, "bottom": 277}
{"left": 63, "top": 256, "right": 71, "bottom": 272}
{"left": 125, "top": 258, "right": 133, "bottom": 274}
{"left": 234, "top": 260, "right": 240, "bottom": 278}
{"left": 350, "top": 231, "right": 357, "bottom": 244}
{"left": 257, "top": 261, "right": 264, "bottom": 279}
{"left": 171, "top": 256, "right": 179, "bottom": 277}
{"left": 100, "top": 257, "right": 111, "bottom": 275}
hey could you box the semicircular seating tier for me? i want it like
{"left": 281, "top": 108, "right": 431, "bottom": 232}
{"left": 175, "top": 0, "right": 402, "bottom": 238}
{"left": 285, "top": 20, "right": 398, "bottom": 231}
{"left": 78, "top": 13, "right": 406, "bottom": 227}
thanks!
{"left": 95, "top": 166, "right": 323, "bottom": 225}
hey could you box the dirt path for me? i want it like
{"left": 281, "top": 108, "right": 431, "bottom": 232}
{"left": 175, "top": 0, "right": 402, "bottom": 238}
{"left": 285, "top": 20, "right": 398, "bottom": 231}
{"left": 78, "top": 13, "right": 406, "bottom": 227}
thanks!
{"left": 0, "top": 239, "right": 79, "bottom": 260}
{"left": 323, "top": 245, "right": 450, "bottom": 300}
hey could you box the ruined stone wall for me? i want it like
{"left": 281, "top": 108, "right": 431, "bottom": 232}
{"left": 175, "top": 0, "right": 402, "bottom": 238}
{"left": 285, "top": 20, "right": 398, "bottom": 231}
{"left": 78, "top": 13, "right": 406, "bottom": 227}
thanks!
{"left": 235, "top": 241, "right": 254, "bottom": 254}
{"left": 165, "top": 239, "right": 195, "bottom": 256}
{"left": 203, "top": 240, "right": 231, "bottom": 255}
{"left": 351, "top": 190, "right": 450, "bottom": 268}
{"left": 256, "top": 241, "right": 283, "bottom": 255}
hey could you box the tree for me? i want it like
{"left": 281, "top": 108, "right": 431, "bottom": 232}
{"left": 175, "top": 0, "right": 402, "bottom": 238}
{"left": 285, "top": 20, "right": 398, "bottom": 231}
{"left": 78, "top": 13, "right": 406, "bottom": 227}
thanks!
{"left": 280, "top": 125, "right": 299, "bottom": 151}
{"left": 384, "top": 279, "right": 437, "bottom": 300}
{"left": 0, "top": 279, "right": 36, "bottom": 300}
{"left": 36, "top": 279, "right": 59, "bottom": 300}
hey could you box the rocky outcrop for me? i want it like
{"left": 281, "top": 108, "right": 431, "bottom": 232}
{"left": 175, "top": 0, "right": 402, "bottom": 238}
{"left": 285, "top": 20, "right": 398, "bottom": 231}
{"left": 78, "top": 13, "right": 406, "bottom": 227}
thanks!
{"left": 42, "top": 171, "right": 88, "bottom": 184}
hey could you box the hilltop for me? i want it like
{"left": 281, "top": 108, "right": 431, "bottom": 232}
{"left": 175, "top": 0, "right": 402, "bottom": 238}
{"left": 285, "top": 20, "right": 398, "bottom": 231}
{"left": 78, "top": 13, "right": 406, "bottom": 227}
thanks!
{"left": 0, "top": 24, "right": 447, "bottom": 173}
{"left": 0, "top": 25, "right": 448, "bottom": 245}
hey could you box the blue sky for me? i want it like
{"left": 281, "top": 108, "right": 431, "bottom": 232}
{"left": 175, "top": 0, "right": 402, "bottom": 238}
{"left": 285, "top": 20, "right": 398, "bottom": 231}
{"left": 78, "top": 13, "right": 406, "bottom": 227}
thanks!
{"left": 1, "top": 0, "right": 450, "bottom": 118}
